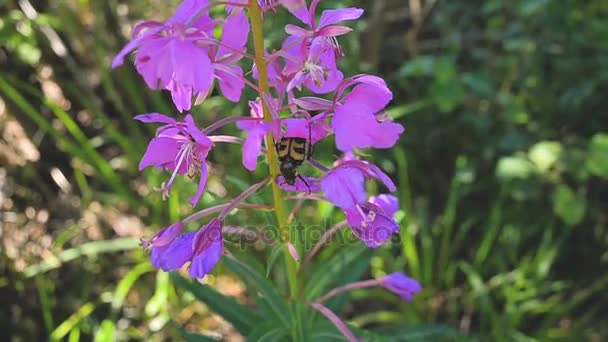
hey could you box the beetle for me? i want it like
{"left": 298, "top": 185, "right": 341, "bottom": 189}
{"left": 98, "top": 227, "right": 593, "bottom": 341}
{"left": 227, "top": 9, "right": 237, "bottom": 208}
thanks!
{"left": 275, "top": 127, "right": 314, "bottom": 192}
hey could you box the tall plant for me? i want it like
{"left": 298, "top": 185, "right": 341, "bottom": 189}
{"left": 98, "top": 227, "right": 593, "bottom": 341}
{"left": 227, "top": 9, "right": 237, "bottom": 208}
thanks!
{"left": 111, "top": 0, "right": 421, "bottom": 339}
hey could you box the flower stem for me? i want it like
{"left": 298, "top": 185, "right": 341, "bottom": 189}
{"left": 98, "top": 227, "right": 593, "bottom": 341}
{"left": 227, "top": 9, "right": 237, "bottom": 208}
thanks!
{"left": 247, "top": 0, "right": 299, "bottom": 297}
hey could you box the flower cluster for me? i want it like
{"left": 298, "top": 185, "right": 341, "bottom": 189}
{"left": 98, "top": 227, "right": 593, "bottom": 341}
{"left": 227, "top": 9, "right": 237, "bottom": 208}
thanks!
{"left": 113, "top": 1, "right": 419, "bottom": 330}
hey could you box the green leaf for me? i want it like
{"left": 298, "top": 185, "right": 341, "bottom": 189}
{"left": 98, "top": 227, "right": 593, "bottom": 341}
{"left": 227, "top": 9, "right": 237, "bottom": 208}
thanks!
{"left": 553, "top": 185, "right": 586, "bottom": 226}
{"left": 223, "top": 258, "right": 292, "bottom": 328}
{"left": 177, "top": 327, "right": 220, "bottom": 342}
{"left": 171, "top": 273, "right": 259, "bottom": 335}
{"left": 304, "top": 244, "right": 371, "bottom": 300}
{"left": 373, "top": 325, "right": 460, "bottom": 341}
{"left": 496, "top": 155, "right": 535, "bottom": 180}
{"left": 266, "top": 245, "right": 284, "bottom": 278}
{"left": 529, "top": 141, "right": 562, "bottom": 173}
{"left": 247, "top": 324, "right": 289, "bottom": 342}
{"left": 50, "top": 302, "right": 95, "bottom": 342}
{"left": 587, "top": 133, "right": 608, "bottom": 178}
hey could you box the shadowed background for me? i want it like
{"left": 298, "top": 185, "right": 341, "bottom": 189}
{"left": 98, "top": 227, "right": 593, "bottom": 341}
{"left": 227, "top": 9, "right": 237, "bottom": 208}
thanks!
{"left": 1, "top": 0, "right": 607, "bottom": 341}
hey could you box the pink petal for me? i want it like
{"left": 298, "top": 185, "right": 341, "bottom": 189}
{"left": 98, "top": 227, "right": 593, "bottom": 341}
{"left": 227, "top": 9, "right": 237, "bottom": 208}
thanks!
{"left": 277, "top": 176, "right": 321, "bottom": 193}
{"left": 369, "top": 194, "right": 399, "bottom": 217}
{"left": 321, "top": 167, "right": 366, "bottom": 209}
{"left": 169, "top": 0, "right": 210, "bottom": 25}
{"left": 215, "top": 65, "right": 245, "bottom": 103}
{"left": 134, "top": 113, "right": 177, "bottom": 124}
{"left": 287, "top": 4, "right": 311, "bottom": 24}
{"left": 172, "top": 40, "right": 214, "bottom": 96}
{"left": 331, "top": 101, "right": 403, "bottom": 151}
{"left": 316, "top": 25, "right": 352, "bottom": 38}
{"left": 337, "top": 160, "right": 397, "bottom": 192}
{"left": 184, "top": 114, "right": 213, "bottom": 147}
{"left": 293, "top": 97, "right": 333, "bottom": 111}
{"left": 135, "top": 36, "right": 175, "bottom": 89}
{"left": 280, "top": 0, "right": 306, "bottom": 12}
{"left": 318, "top": 8, "right": 364, "bottom": 28}
{"left": 242, "top": 124, "right": 269, "bottom": 171}
{"left": 217, "top": 11, "right": 249, "bottom": 59}
{"left": 139, "top": 137, "right": 181, "bottom": 171}
{"left": 151, "top": 232, "right": 194, "bottom": 271}
{"left": 285, "top": 24, "right": 309, "bottom": 37}
{"left": 189, "top": 236, "right": 223, "bottom": 279}
{"left": 112, "top": 25, "right": 164, "bottom": 69}
{"left": 283, "top": 118, "right": 329, "bottom": 144}
{"left": 343, "top": 83, "right": 393, "bottom": 114}
{"left": 168, "top": 80, "right": 193, "bottom": 112}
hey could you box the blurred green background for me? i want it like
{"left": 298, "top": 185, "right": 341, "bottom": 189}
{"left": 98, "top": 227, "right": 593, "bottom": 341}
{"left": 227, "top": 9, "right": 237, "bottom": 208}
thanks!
{"left": 1, "top": 0, "right": 607, "bottom": 341}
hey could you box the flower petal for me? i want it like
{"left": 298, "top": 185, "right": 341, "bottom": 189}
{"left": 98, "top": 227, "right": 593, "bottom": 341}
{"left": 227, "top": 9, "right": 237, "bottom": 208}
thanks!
{"left": 369, "top": 194, "right": 399, "bottom": 217}
{"left": 293, "top": 97, "right": 333, "bottom": 111}
{"left": 217, "top": 11, "right": 249, "bottom": 59}
{"left": 332, "top": 101, "right": 403, "bottom": 151}
{"left": 134, "top": 113, "right": 177, "bottom": 124}
{"left": 277, "top": 175, "right": 321, "bottom": 193}
{"left": 215, "top": 65, "right": 245, "bottom": 102}
{"left": 283, "top": 118, "right": 329, "bottom": 144}
{"left": 111, "top": 25, "right": 164, "bottom": 69}
{"left": 318, "top": 8, "right": 364, "bottom": 28}
{"left": 321, "top": 167, "right": 366, "bottom": 209}
{"left": 139, "top": 137, "right": 181, "bottom": 171}
{"left": 343, "top": 83, "right": 392, "bottom": 114}
{"left": 345, "top": 205, "right": 399, "bottom": 248}
{"left": 184, "top": 114, "right": 213, "bottom": 147}
{"left": 242, "top": 124, "right": 269, "bottom": 171}
{"left": 155, "top": 232, "right": 196, "bottom": 271}
{"left": 382, "top": 272, "right": 422, "bottom": 301}
{"left": 336, "top": 160, "right": 397, "bottom": 192}
{"left": 189, "top": 237, "right": 223, "bottom": 279}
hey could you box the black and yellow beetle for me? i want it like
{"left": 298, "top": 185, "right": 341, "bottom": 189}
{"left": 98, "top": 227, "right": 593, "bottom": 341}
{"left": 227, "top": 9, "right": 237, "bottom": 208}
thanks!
{"left": 275, "top": 128, "right": 314, "bottom": 190}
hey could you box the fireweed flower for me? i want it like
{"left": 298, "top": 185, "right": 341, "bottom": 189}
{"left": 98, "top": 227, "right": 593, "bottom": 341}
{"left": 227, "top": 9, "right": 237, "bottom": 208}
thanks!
{"left": 320, "top": 160, "right": 397, "bottom": 209}
{"left": 144, "top": 218, "right": 223, "bottom": 279}
{"left": 381, "top": 272, "right": 422, "bottom": 301}
{"left": 136, "top": 113, "right": 212, "bottom": 206}
{"left": 285, "top": 0, "right": 363, "bottom": 56}
{"left": 112, "top": 0, "right": 251, "bottom": 111}
{"left": 283, "top": 36, "right": 343, "bottom": 94}
{"left": 344, "top": 194, "right": 400, "bottom": 248}
{"left": 111, "top": 0, "right": 215, "bottom": 112}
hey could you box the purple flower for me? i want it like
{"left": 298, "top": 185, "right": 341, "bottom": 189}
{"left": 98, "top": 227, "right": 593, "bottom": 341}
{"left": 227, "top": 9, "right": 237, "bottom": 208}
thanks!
{"left": 190, "top": 218, "right": 224, "bottom": 279}
{"left": 320, "top": 160, "right": 397, "bottom": 209}
{"left": 285, "top": 0, "right": 363, "bottom": 56}
{"left": 344, "top": 197, "right": 399, "bottom": 248}
{"left": 151, "top": 231, "right": 196, "bottom": 271}
{"left": 381, "top": 272, "right": 422, "bottom": 301}
{"left": 112, "top": 0, "right": 216, "bottom": 112}
{"left": 136, "top": 113, "right": 212, "bottom": 207}
{"left": 112, "top": 1, "right": 251, "bottom": 111}
{"left": 145, "top": 218, "right": 224, "bottom": 279}
{"left": 283, "top": 36, "right": 343, "bottom": 94}
{"left": 141, "top": 221, "right": 185, "bottom": 249}
{"left": 331, "top": 76, "right": 404, "bottom": 151}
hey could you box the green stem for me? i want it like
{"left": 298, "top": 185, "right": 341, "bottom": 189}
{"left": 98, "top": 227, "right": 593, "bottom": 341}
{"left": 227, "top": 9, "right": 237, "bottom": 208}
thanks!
{"left": 247, "top": 0, "right": 299, "bottom": 297}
